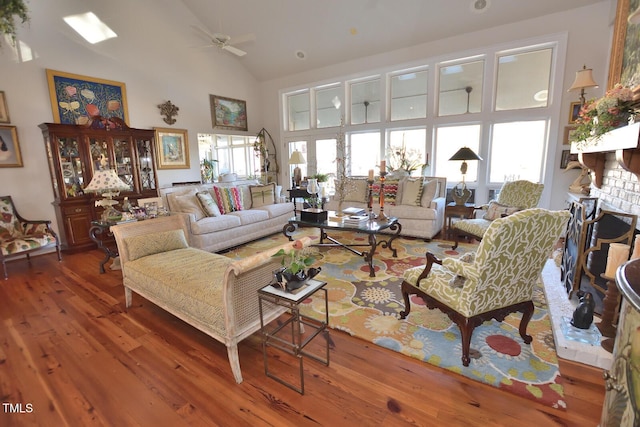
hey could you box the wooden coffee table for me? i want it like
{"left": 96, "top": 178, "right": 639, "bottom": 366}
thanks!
{"left": 283, "top": 212, "right": 401, "bottom": 277}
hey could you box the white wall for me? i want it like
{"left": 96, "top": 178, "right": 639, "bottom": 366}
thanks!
{"left": 259, "top": 1, "right": 616, "bottom": 210}
{"left": 0, "top": 0, "right": 262, "bottom": 232}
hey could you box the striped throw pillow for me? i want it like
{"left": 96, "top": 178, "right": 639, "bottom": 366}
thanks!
{"left": 212, "top": 186, "right": 244, "bottom": 214}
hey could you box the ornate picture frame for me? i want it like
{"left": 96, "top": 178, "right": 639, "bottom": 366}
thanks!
{"left": 46, "top": 69, "right": 129, "bottom": 125}
{"left": 0, "top": 91, "right": 10, "bottom": 123}
{"left": 568, "top": 102, "right": 581, "bottom": 124}
{"left": 155, "top": 127, "right": 190, "bottom": 169}
{"left": 563, "top": 125, "right": 577, "bottom": 145}
{"left": 608, "top": 0, "right": 640, "bottom": 91}
{"left": 210, "top": 95, "right": 248, "bottom": 131}
{"left": 0, "top": 125, "right": 23, "bottom": 167}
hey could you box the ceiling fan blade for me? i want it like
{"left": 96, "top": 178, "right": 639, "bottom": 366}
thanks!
{"left": 191, "top": 24, "right": 216, "bottom": 41}
{"left": 230, "top": 33, "right": 256, "bottom": 46}
{"left": 223, "top": 45, "right": 247, "bottom": 57}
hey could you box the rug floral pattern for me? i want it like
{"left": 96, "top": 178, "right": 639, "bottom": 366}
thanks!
{"left": 227, "top": 228, "right": 565, "bottom": 409}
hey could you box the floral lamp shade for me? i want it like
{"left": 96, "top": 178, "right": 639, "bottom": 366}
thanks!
{"left": 84, "top": 169, "right": 131, "bottom": 193}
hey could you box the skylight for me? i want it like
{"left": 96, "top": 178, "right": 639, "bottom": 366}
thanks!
{"left": 63, "top": 12, "right": 116, "bottom": 44}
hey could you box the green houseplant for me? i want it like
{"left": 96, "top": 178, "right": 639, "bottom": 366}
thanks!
{"left": 270, "top": 240, "right": 320, "bottom": 291}
{"left": 0, "top": 0, "right": 29, "bottom": 47}
{"left": 200, "top": 159, "right": 218, "bottom": 183}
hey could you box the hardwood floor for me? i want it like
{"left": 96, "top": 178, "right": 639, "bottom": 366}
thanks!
{"left": 0, "top": 251, "right": 604, "bottom": 426}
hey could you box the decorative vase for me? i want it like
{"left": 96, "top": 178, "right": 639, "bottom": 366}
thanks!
{"left": 273, "top": 266, "right": 322, "bottom": 292}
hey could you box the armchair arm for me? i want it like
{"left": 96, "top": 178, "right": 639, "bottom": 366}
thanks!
{"left": 414, "top": 252, "right": 443, "bottom": 285}
{"left": 442, "top": 257, "right": 481, "bottom": 282}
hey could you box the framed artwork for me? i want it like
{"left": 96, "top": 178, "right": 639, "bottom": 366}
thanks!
{"left": 0, "top": 125, "right": 23, "bottom": 167}
{"left": 0, "top": 91, "right": 10, "bottom": 123}
{"left": 46, "top": 69, "right": 129, "bottom": 125}
{"left": 210, "top": 95, "right": 248, "bottom": 131}
{"left": 563, "top": 126, "right": 577, "bottom": 145}
{"left": 155, "top": 128, "right": 190, "bottom": 169}
{"left": 568, "top": 102, "right": 581, "bottom": 124}
{"left": 560, "top": 150, "right": 578, "bottom": 169}
{"left": 608, "top": 0, "right": 640, "bottom": 91}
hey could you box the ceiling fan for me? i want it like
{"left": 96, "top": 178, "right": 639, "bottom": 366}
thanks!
{"left": 192, "top": 25, "right": 255, "bottom": 57}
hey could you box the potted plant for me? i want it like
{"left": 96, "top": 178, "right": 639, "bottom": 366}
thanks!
{"left": 386, "top": 141, "right": 425, "bottom": 177}
{"left": 0, "top": 0, "right": 29, "bottom": 47}
{"left": 200, "top": 159, "right": 218, "bottom": 183}
{"left": 270, "top": 240, "right": 321, "bottom": 291}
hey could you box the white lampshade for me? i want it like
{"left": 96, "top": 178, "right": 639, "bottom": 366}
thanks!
{"left": 85, "top": 169, "right": 131, "bottom": 193}
{"left": 289, "top": 150, "right": 306, "bottom": 165}
{"left": 568, "top": 66, "right": 598, "bottom": 92}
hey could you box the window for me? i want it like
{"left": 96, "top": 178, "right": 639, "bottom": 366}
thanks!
{"left": 438, "top": 59, "right": 484, "bottom": 116}
{"left": 316, "top": 85, "right": 342, "bottom": 128}
{"left": 349, "top": 132, "right": 380, "bottom": 176}
{"left": 495, "top": 48, "right": 552, "bottom": 111}
{"left": 387, "top": 128, "right": 427, "bottom": 176}
{"left": 390, "top": 69, "right": 428, "bottom": 121}
{"left": 434, "top": 125, "right": 481, "bottom": 184}
{"left": 287, "top": 91, "right": 310, "bottom": 130}
{"left": 350, "top": 78, "right": 380, "bottom": 124}
{"left": 488, "top": 121, "right": 546, "bottom": 182}
{"left": 197, "top": 133, "right": 258, "bottom": 179}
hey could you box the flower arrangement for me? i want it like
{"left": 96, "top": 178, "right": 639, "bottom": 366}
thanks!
{"left": 570, "top": 84, "right": 638, "bottom": 149}
{"left": 0, "top": 0, "right": 29, "bottom": 47}
{"left": 386, "top": 140, "right": 425, "bottom": 174}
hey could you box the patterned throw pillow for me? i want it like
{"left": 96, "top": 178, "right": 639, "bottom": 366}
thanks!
{"left": 341, "top": 179, "right": 369, "bottom": 203}
{"left": 399, "top": 178, "right": 424, "bottom": 206}
{"left": 249, "top": 184, "right": 276, "bottom": 208}
{"left": 196, "top": 192, "right": 221, "bottom": 217}
{"left": 483, "top": 200, "right": 520, "bottom": 221}
{"left": 372, "top": 179, "right": 399, "bottom": 206}
{"left": 212, "top": 186, "right": 243, "bottom": 214}
{"left": 174, "top": 194, "right": 206, "bottom": 220}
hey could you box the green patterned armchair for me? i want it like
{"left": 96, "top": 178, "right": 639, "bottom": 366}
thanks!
{"left": 400, "top": 208, "right": 569, "bottom": 366}
{"left": 451, "top": 180, "right": 544, "bottom": 249}
{"left": 0, "top": 196, "right": 62, "bottom": 279}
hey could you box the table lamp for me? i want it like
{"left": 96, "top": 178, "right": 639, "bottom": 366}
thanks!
{"left": 289, "top": 150, "right": 306, "bottom": 187}
{"left": 568, "top": 65, "right": 598, "bottom": 106}
{"left": 84, "top": 169, "right": 131, "bottom": 221}
{"left": 449, "top": 147, "right": 482, "bottom": 205}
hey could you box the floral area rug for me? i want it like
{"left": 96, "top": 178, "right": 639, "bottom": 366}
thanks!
{"left": 225, "top": 228, "right": 565, "bottom": 409}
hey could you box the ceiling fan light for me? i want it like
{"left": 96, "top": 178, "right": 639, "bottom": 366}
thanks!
{"left": 295, "top": 50, "right": 306, "bottom": 60}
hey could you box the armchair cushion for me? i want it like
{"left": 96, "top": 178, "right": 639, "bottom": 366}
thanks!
{"left": 124, "top": 229, "right": 189, "bottom": 261}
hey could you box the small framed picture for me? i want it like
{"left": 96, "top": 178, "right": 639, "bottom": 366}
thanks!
{"left": 560, "top": 150, "right": 578, "bottom": 169}
{"left": 569, "top": 102, "right": 581, "bottom": 124}
{"left": 0, "top": 91, "right": 9, "bottom": 123}
{"left": 563, "top": 126, "right": 577, "bottom": 145}
{"left": 0, "top": 125, "right": 23, "bottom": 167}
{"left": 155, "top": 127, "right": 190, "bottom": 169}
{"left": 210, "top": 95, "right": 248, "bottom": 131}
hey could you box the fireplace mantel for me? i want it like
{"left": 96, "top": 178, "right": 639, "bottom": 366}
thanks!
{"left": 570, "top": 122, "right": 640, "bottom": 188}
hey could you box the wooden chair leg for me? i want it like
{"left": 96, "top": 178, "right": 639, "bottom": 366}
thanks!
{"left": 2, "top": 260, "right": 6, "bottom": 280}
{"left": 399, "top": 281, "right": 413, "bottom": 319}
{"left": 518, "top": 301, "right": 534, "bottom": 344}
{"left": 458, "top": 318, "right": 474, "bottom": 367}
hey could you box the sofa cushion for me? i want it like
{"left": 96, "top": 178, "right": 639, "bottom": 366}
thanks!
{"left": 175, "top": 193, "right": 206, "bottom": 220}
{"left": 190, "top": 215, "right": 242, "bottom": 234}
{"left": 399, "top": 177, "right": 424, "bottom": 206}
{"left": 250, "top": 183, "right": 276, "bottom": 208}
{"left": 483, "top": 201, "right": 520, "bottom": 221}
{"left": 123, "top": 229, "right": 189, "bottom": 261}
{"left": 372, "top": 179, "right": 399, "bottom": 206}
{"left": 227, "top": 209, "right": 270, "bottom": 225}
{"left": 196, "top": 192, "right": 222, "bottom": 217}
{"left": 257, "top": 202, "right": 294, "bottom": 219}
{"left": 213, "top": 186, "right": 244, "bottom": 214}
{"left": 387, "top": 204, "right": 437, "bottom": 220}
{"left": 420, "top": 179, "right": 439, "bottom": 207}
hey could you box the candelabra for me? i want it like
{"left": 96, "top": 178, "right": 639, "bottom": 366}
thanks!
{"left": 367, "top": 179, "right": 375, "bottom": 219}
{"left": 378, "top": 171, "right": 389, "bottom": 221}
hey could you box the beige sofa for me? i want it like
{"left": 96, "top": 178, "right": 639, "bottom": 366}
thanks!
{"left": 324, "top": 176, "right": 446, "bottom": 240}
{"left": 159, "top": 181, "right": 292, "bottom": 252}
{"left": 111, "top": 215, "right": 311, "bottom": 384}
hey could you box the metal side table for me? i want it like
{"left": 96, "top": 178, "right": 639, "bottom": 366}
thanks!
{"left": 258, "top": 278, "right": 329, "bottom": 394}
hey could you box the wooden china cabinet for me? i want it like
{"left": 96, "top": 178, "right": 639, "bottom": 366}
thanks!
{"left": 40, "top": 118, "right": 159, "bottom": 253}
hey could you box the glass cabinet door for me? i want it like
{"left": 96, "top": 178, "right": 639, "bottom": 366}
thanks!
{"left": 88, "top": 137, "right": 110, "bottom": 173}
{"left": 57, "top": 136, "right": 85, "bottom": 198}
{"left": 114, "top": 137, "right": 135, "bottom": 190}
{"left": 136, "top": 138, "right": 156, "bottom": 191}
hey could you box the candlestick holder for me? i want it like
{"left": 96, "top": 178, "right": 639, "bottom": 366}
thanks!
{"left": 366, "top": 179, "right": 375, "bottom": 219}
{"left": 378, "top": 171, "right": 389, "bottom": 221}
{"left": 596, "top": 273, "right": 620, "bottom": 353}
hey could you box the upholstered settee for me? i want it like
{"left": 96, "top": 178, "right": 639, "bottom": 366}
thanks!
{"left": 111, "top": 214, "right": 312, "bottom": 384}
{"left": 159, "top": 181, "right": 292, "bottom": 252}
{"left": 324, "top": 176, "right": 447, "bottom": 240}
